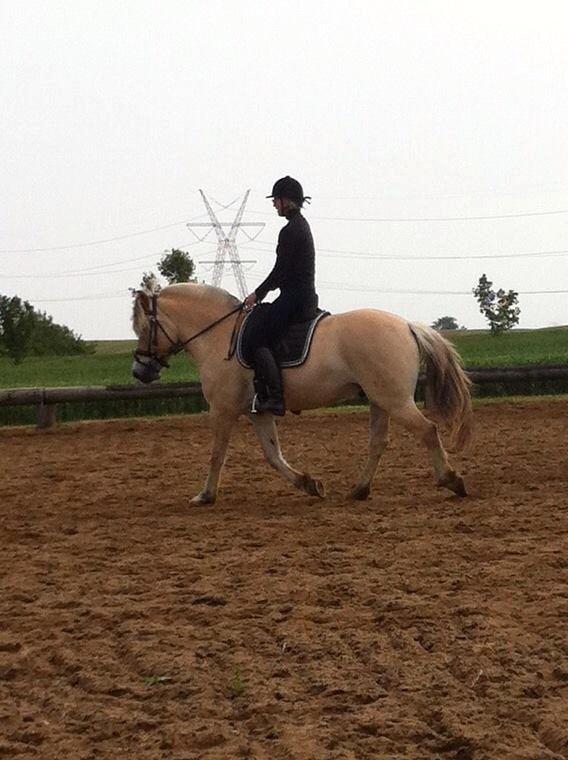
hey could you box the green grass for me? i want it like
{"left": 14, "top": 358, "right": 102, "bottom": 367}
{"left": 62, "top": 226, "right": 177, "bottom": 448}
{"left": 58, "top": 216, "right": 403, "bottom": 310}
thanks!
{"left": 449, "top": 326, "right": 568, "bottom": 368}
{"left": 0, "top": 344, "right": 202, "bottom": 425}
{"left": 2, "top": 327, "right": 566, "bottom": 391}
{"left": 93, "top": 339, "right": 137, "bottom": 355}
{"left": 0, "top": 349, "right": 198, "bottom": 388}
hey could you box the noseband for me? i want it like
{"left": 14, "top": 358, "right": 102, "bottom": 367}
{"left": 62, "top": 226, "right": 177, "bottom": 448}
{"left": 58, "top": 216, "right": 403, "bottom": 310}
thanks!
{"left": 133, "top": 293, "right": 243, "bottom": 368}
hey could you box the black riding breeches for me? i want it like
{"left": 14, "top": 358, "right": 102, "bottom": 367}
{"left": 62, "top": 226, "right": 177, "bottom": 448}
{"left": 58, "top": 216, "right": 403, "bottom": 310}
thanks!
{"left": 247, "top": 290, "right": 317, "bottom": 353}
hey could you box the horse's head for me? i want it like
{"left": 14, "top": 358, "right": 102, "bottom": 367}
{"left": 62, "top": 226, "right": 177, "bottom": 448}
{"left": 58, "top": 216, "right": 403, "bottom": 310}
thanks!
{"left": 132, "top": 280, "right": 242, "bottom": 383}
{"left": 131, "top": 281, "right": 179, "bottom": 384}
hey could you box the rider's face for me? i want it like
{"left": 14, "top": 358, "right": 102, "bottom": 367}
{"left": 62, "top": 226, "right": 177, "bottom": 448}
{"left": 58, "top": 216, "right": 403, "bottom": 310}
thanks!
{"left": 273, "top": 197, "right": 286, "bottom": 216}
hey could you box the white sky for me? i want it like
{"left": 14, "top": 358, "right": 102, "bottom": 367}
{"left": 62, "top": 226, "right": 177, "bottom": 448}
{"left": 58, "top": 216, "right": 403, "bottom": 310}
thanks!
{"left": 1, "top": 0, "right": 567, "bottom": 339}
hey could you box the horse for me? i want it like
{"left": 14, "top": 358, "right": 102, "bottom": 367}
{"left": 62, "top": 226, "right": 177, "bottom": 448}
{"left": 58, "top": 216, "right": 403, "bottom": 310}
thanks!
{"left": 131, "top": 281, "right": 473, "bottom": 505}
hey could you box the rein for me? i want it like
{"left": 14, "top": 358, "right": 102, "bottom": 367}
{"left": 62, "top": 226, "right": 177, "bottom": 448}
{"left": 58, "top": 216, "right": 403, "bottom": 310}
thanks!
{"left": 135, "top": 293, "right": 244, "bottom": 367}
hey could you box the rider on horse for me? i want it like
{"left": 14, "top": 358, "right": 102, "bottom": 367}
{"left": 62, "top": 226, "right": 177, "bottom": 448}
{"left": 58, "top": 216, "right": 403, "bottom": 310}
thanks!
{"left": 243, "top": 176, "right": 319, "bottom": 416}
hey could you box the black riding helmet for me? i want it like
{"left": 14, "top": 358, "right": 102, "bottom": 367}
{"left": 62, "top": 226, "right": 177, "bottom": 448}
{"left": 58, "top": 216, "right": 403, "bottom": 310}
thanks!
{"left": 266, "top": 176, "right": 311, "bottom": 207}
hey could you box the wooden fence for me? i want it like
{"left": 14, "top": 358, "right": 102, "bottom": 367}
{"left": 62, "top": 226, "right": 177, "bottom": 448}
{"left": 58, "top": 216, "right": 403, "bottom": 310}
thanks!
{"left": 1, "top": 367, "right": 567, "bottom": 429}
{"left": 0, "top": 382, "right": 203, "bottom": 428}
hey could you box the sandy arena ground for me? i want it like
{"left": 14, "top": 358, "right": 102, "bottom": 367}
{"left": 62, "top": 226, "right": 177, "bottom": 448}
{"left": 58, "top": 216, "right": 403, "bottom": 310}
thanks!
{"left": 0, "top": 400, "right": 567, "bottom": 759}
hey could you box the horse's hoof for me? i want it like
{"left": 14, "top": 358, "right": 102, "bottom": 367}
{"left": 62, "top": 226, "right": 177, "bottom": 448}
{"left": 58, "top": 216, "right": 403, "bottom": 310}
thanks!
{"left": 452, "top": 476, "right": 467, "bottom": 497}
{"left": 350, "top": 484, "right": 371, "bottom": 501}
{"left": 190, "top": 492, "right": 216, "bottom": 506}
{"left": 439, "top": 473, "right": 467, "bottom": 497}
{"left": 312, "top": 479, "right": 326, "bottom": 498}
{"left": 302, "top": 476, "right": 325, "bottom": 498}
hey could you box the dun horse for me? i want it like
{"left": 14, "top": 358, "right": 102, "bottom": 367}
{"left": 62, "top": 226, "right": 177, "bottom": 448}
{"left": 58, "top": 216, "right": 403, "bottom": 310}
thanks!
{"left": 132, "top": 282, "right": 472, "bottom": 505}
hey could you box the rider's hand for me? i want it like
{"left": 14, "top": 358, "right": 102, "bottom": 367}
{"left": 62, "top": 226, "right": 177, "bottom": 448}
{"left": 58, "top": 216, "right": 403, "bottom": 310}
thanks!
{"left": 243, "top": 293, "right": 257, "bottom": 311}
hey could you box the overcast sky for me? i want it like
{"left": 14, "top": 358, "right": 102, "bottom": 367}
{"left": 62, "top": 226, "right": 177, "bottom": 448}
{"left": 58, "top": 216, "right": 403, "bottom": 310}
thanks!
{"left": 1, "top": 0, "right": 567, "bottom": 339}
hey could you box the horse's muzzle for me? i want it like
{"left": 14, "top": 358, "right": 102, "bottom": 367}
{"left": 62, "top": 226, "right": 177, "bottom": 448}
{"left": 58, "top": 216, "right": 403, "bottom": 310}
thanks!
{"left": 132, "top": 356, "right": 162, "bottom": 384}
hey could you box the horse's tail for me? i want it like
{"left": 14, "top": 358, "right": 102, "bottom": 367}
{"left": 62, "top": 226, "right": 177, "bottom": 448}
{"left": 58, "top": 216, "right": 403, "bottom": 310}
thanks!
{"left": 409, "top": 322, "right": 473, "bottom": 451}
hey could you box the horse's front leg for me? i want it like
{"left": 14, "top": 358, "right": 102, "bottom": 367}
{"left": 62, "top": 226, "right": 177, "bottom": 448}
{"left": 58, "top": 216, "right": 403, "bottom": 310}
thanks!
{"left": 250, "top": 413, "right": 325, "bottom": 498}
{"left": 191, "top": 407, "right": 237, "bottom": 506}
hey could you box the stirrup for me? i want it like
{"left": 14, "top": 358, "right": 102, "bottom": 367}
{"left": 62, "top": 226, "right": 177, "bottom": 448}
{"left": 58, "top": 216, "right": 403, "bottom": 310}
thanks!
{"left": 250, "top": 393, "right": 285, "bottom": 416}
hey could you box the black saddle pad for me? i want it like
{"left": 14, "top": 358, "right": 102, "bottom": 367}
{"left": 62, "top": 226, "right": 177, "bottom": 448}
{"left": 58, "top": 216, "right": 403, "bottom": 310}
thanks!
{"left": 237, "top": 305, "right": 330, "bottom": 369}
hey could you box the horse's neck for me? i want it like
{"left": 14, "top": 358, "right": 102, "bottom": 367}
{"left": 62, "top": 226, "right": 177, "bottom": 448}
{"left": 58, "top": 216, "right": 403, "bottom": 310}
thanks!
{"left": 175, "top": 293, "right": 236, "bottom": 366}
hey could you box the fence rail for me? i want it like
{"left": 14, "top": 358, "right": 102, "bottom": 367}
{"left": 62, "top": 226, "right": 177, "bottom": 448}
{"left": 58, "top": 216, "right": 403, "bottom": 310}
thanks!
{"left": 467, "top": 366, "right": 568, "bottom": 382}
{"left": 1, "top": 366, "right": 567, "bottom": 428}
{"left": 0, "top": 382, "right": 203, "bottom": 428}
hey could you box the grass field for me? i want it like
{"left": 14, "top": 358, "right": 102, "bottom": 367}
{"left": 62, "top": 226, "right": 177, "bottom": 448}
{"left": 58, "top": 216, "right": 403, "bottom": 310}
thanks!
{"left": 1, "top": 327, "right": 567, "bottom": 390}
{"left": 449, "top": 326, "right": 568, "bottom": 368}
{"left": 0, "top": 344, "right": 197, "bottom": 389}
{"left": 0, "top": 327, "right": 566, "bottom": 425}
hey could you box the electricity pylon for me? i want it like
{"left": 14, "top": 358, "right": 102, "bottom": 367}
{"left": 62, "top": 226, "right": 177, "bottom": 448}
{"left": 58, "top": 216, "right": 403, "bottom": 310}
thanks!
{"left": 187, "top": 189, "right": 264, "bottom": 299}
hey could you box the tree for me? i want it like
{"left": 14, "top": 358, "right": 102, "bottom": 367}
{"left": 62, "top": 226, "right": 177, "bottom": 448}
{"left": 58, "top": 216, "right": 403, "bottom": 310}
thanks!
{"left": 431, "top": 316, "right": 460, "bottom": 331}
{"left": 158, "top": 249, "right": 196, "bottom": 284}
{"left": 473, "top": 274, "right": 520, "bottom": 335}
{"left": 29, "top": 310, "right": 93, "bottom": 356}
{"left": 0, "top": 295, "right": 36, "bottom": 363}
{"left": 0, "top": 294, "right": 93, "bottom": 363}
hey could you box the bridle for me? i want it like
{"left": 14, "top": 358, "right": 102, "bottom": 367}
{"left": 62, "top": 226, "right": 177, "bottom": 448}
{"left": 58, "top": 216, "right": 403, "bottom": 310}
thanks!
{"left": 134, "top": 293, "right": 244, "bottom": 369}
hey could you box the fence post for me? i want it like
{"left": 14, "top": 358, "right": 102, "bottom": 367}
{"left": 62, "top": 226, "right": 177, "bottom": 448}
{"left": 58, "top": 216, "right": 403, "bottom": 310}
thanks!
{"left": 37, "top": 403, "right": 57, "bottom": 429}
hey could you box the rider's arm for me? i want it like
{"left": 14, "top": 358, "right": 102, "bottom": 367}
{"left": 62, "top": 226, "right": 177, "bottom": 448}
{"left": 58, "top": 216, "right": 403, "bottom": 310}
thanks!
{"left": 254, "top": 227, "right": 290, "bottom": 301}
{"left": 254, "top": 256, "right": 284, "bottom": 301}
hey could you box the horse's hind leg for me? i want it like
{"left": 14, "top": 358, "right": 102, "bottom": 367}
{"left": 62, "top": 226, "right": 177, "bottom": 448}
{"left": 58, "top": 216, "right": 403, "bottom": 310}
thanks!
{"left": 351, "top": 403, "right": 390, "bottom": 500}
{"left": 251, "top": 414, "right": 325, "bottom": 498}
{"left": 390, "top": 401, "right": 467, "bottom": 496}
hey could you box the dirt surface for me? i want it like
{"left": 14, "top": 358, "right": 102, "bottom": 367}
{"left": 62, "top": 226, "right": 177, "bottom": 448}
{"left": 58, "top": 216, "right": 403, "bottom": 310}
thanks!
{"left": 1, "top": 400, "right": 567, "bottom": 759}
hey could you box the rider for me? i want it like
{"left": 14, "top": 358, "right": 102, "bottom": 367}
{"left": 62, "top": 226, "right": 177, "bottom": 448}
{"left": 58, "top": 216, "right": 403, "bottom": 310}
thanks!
{"left": 243, "top": 176, "right": 318, "bottom": 416}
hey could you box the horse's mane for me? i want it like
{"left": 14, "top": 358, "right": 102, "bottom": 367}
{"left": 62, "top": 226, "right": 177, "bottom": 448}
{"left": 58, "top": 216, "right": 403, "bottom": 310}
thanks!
{"left": 176, "top": 282, "right": 241, "bottom": 310}
{"left": 131, "top": 280, "right": 240, "bottom": 337}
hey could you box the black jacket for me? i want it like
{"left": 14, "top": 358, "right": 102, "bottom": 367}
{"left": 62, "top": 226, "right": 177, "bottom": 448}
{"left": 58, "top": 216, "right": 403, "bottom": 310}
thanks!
{"left": 255, "top": 210, "right": 316, "bottom": 302}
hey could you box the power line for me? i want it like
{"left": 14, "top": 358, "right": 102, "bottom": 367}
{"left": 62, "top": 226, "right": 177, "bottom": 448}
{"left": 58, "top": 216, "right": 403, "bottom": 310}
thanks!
{"left": 2, "top": 267, "right": 145, "bottom": 280}
{"left": 242, "top": 240, "right": 568, "bottom": 262}
{"left": 322, "top": 284, "right": 568, "bottom": 296}
{"left": 251, "top": 184, "right": 568, "bottom": 202}
{"left": 0, "top": 211, "right": 211, "bottom": 254}
{"left": 5, "top": 204, "right": 566, "bottom": 255}
{"left": 4, "top": 197, "right": 567, "bottom": 255}
{"left": 245, "top": 272, "right": 568, "bottom": 297}
{"left": 0, "top": 222, "right": 189, "bottom": 254}
{"left": 517, "top": 289, "right": 568, "bottom": 295}
{"left": 60, "top": 240, "right": 202, "bottom": 274}
{"left": 0, "top": 241, "right": 218, "bottom": 279}
{"left": 1, "top": 257, "right": 219, "bottom": 280}
{"left": 27, "top": 291, "right": 126, "bottom": 303}
{"left": 18, "top": 281, "right": 568, "bottom": 304}
{"left": 247, "top": 208, "right": 568, "bottom": 222}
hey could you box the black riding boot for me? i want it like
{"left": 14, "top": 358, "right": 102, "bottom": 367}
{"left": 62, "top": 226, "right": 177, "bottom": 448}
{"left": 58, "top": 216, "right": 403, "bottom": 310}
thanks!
{"left": 252, "top": 346, "right": 285, "bottom": 416}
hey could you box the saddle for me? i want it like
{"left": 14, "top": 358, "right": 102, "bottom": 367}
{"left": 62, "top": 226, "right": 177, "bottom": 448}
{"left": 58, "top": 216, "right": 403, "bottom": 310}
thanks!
{"left": 236, "top": 304, "right": 330, "bottom": 369}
